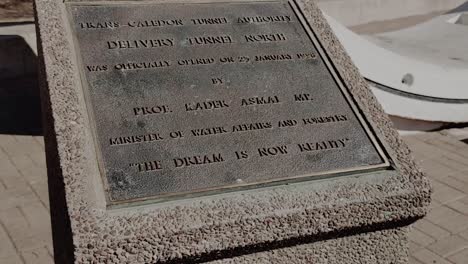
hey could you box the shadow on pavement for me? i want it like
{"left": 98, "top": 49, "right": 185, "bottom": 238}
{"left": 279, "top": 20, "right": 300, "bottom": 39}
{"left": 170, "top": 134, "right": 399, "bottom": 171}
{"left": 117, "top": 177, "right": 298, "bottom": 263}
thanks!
{"left": 0, "top": 35, "right": 41, "bottom": 135}
{"left": 446, "top": 1, "right": 468, "bottom": 14}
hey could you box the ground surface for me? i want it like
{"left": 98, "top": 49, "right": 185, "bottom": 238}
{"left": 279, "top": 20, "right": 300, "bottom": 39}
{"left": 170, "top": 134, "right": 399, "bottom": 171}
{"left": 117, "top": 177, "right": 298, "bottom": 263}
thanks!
{"left": 0, "top": 0, "right": 33, "bottom": 22}
{"left": 1, "top": 126, "right": 468, "bottom": 263}
{"left": 405, "top": 130, "right": 468, "bottom": 264}
{"left": 349, "top": 11, "right": 445, "bottom": 35}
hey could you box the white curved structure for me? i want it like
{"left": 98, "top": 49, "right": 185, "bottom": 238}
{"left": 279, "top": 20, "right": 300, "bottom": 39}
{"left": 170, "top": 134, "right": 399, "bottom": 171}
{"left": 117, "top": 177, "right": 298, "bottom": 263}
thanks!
{"left": 324, "top": 2, "right": 468, "bottom": 126}
{"left": 317, "top": 0, "right": 467, "bottom": 27}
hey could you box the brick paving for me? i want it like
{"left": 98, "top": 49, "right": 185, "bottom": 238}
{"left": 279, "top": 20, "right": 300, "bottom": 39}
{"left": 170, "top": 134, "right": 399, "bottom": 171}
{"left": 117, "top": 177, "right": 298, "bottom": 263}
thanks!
{"left": 0, "top": 135, "right": 52, "bottom": 264}
{"left": 0, "top": 130, "right": 467, "bottom": 263}
{"left": 405, "top": 131, "right": 468, "bottom": 264}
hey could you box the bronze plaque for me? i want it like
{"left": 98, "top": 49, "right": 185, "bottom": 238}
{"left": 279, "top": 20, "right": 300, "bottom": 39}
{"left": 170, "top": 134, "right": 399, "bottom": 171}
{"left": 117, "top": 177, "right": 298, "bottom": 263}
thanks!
{"left": 69, "top": 0, "right": 388, "bottom": 205}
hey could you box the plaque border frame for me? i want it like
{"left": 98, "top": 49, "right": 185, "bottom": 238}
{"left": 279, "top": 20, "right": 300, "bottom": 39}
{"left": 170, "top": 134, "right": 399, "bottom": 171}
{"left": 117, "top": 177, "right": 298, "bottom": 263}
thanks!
{"left": 67, "top": 0, "right": 392, "bottom": 208}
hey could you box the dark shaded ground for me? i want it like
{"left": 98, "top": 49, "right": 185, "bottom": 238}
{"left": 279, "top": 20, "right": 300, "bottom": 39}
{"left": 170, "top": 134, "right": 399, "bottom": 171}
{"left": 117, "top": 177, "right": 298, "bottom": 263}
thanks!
{"left": 0, "top": 0, "right": 34, "bottom": 21}
{"left": 0, "top": 34, "right": 41, "bottom": 135}
{"left": 0, "top": 75, "right": 42, "bottom": 135}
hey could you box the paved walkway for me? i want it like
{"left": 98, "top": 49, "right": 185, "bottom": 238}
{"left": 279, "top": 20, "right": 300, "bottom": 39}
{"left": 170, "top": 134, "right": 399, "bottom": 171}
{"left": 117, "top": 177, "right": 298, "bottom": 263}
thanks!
{"left": 405, "top": 130, "right": 468, "bottom": 264}
{"left": 0, "top": 135, "right": 52, "bottom": 263}
{"left": 0, "top": 129, "right": 468, "bottom": 263}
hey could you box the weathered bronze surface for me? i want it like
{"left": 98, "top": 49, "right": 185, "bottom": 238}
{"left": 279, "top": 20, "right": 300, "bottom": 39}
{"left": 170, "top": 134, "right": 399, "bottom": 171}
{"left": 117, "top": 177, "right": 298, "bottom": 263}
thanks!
{"left": 69, "top": 1, "right": 387, "bottom": 204}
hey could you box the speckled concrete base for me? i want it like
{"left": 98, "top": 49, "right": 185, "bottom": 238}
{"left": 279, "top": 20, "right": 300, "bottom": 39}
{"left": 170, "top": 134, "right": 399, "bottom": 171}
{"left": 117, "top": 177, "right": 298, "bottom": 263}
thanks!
{"left": 208, "top": 227, "right": 409, "bottom": 264}
{"left": 34, "top": 0, "right": 430, "bottom": 263}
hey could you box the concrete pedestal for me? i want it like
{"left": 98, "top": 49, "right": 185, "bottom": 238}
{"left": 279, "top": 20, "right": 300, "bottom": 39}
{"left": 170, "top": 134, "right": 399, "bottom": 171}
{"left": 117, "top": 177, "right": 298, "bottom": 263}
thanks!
{"left": 34, "top": 0, "right": 431, "bottom": 263}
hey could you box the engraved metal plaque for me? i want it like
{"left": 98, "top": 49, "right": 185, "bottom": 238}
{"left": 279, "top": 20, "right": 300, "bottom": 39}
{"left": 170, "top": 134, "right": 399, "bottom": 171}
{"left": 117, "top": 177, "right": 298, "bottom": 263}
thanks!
{"left": 69, "top": 0, "right": 389, "bottom": 205}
